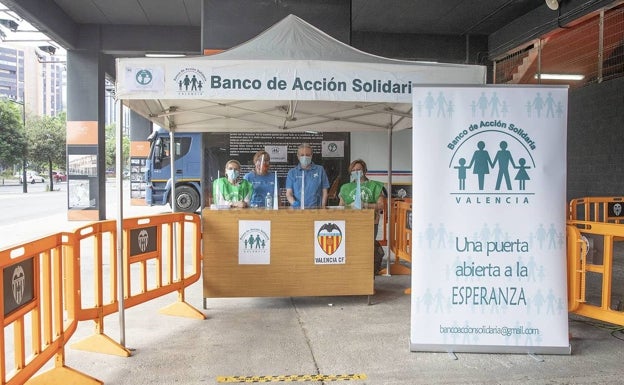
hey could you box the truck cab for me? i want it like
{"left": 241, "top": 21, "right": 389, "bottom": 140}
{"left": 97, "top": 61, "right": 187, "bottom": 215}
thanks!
{"left": 145, "top": 130, "right": 202, "bottom": 212}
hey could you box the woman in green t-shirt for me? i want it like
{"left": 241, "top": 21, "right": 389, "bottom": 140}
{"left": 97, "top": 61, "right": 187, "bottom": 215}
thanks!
{"left": 338, "top": 159, "right": 386, "bottom": 231}
{"left": 338, "top": 159, "right": 386, "bottom": 273}
{"left": 212, "top": 160, "right": 253, "bottom": 208}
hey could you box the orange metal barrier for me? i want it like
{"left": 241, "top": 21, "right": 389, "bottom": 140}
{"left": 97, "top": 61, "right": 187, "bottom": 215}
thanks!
{"left": 385, "top": 199, "right": 412, "bottom": 275}
{"left": 70, "top": 213, "right": 204, "bottom": 356}
{"left": 569, "top": 196, "right": 624, "bottom": 224}
{"left": 567, "top": 220, "right": 624, "bottom": 326}
{"left": 0, "top": 212, "right": 203, "bottom": 385}
{"left": 0, "top": 233, "right": 101, "bottom": 385}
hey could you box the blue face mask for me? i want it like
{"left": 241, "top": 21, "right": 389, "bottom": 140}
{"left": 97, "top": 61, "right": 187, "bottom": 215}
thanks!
{"left": 299, "top": 156, "right": 312, "bottom": 168}
{"left": 350, "top": 170, "right": 362, "bottom": 182}
{"left": 226, "top": 169, "right": 239, "bottom": 180}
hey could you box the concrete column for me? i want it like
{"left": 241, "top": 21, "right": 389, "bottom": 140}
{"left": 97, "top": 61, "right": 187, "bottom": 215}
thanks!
{"left": 66, "top": 44, "right": 107, "bottom": 220}
{"left": 129, "top": 111, "right": 152, "bottom": 142}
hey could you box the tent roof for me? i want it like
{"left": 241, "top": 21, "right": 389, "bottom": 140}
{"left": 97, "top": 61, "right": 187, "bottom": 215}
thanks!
{"left": 213, "top": 14, "right": 427, "bottom": 64}
{"left": 116, "top": 15, "right": 486, "bottom": 133}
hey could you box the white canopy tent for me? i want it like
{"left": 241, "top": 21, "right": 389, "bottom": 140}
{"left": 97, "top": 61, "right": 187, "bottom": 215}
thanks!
{"left": 112, "top": 14, "right": 486, "bottom": 345}
{"left": 116, "top": 14, "right": 486, "bottom": 133}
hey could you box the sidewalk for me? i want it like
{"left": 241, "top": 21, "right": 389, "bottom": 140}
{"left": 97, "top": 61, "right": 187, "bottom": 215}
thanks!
{"left": 52, "top": 273, "right": 624, "bottom": 385}
{"left": 5, "top": 181, "right": 622, "bottom": 384}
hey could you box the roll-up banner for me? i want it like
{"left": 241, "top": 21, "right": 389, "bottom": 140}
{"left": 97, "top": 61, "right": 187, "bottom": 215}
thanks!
{"left": 410, "top": 85, "right": 570, "bottom": 354}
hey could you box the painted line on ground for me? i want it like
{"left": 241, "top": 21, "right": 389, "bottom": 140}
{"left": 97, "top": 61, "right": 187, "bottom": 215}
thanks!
{"left": 217, "top": 373, "right": 367, "bottom": 382}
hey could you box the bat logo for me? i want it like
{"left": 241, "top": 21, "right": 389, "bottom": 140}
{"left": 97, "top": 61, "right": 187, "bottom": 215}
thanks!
{"left": 12, "top": 266, "right": 25, "bottom": 305}
{"left": 138, "top": 229, "right": 149, "bottom": 253}
{"left": 317, "top": 222, "right": 343, "bottom": 255}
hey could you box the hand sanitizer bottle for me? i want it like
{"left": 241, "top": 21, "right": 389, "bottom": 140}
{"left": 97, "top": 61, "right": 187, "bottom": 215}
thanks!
{"left": 265, "top": 192, "right": 272, "bottom": 209}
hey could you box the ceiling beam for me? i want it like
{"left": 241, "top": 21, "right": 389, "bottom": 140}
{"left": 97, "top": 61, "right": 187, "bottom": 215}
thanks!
{"left": 96, "top": 25, "right": 201, "bottom": 55}
{"left": 1, "top": 0, "right": 78, "bottom": 49}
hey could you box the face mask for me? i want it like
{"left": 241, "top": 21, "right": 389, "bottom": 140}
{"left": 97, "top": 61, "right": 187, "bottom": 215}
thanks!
{"left": 299, "top": 156, "right": 312, "bottom": 168}
{"left": 350, "top": 170, "right": 362, "bottom": 182}
{"left": 226, "top": 169, "right": 239, "bottom": 180}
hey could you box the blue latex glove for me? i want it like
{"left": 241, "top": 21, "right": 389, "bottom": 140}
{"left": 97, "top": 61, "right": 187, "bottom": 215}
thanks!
{"left": 291, "top": 200, "right": 300, "bottom": 208}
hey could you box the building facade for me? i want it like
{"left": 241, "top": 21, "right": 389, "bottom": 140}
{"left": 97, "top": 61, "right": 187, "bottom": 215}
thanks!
{"left": 0, "top": 44, "right": 64, "bottom": 116}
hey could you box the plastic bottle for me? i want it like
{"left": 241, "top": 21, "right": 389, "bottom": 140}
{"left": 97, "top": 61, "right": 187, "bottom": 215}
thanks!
{"left": 265, "top": 192, "right": 272, "bottom": 209}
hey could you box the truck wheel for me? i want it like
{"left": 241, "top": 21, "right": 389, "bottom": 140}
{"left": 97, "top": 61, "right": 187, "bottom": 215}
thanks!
{"left": 173, "top": 185, "right": 200, "bottom": 213}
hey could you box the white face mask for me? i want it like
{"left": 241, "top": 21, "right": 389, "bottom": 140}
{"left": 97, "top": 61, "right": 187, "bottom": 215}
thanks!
{"left": 299, "top": 155, "right": 312, "bottom": 168}
{"left": 350, "top": 170, "right": 362, "bottom": 182}
{"left": 226, "top": 169, "right": 239, "bottom": 180}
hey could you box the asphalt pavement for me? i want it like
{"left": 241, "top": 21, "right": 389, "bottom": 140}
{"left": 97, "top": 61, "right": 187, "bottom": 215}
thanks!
{"left": 0, "top": 178, "right": 166, "bottom": 248}
{"left": 2, "top": 180, "right": 624, "bottom": 384}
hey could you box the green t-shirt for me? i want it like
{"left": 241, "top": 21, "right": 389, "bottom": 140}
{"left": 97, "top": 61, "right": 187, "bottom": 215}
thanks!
{"left": 339, "top": 179, "right": 384, "bottom": 205}
{"left": 213, "top": 177, "right": 252, "bottom": 205}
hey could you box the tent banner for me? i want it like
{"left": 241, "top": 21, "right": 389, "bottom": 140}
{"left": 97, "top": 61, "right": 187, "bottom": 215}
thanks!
{"left": 118, "top": 59, "right": 484, "bottom": 103}
{"left": 410, "top": 85, "right": 570, "bottom": 354}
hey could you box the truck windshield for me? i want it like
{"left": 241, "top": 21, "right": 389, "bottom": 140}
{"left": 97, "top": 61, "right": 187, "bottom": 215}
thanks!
{"left": 150, "top": 136, "right": 192, "bottom": 170}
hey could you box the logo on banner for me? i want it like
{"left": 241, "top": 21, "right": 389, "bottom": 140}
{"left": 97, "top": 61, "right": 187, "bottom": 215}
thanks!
{"left": 265, "top": 145, "right": 287, "bottom": 163}
{"left": 314, "top": 220, "right": 345, "bottom": 264}
{"left": 429, "top": 91, "right": 567, "bottom": 206}
{"left": 239, "top": 220, "right": 271, "bottom": 264}
{"left": 12, "top": 266, "right": 25, "bottom": 304}
{"left": 135, "top": 69, "right": 153, "bottom": 85}
{"left": 126, "top": 67, "right": 164, "bottom": 92}
{"left": 321, "top": 141, "right": 344, "bottom": 157}
{"left": 241, "top": 229, "right": 269, "bottom": 250}
{"left": 4, "top": 259, "right": 34, "bottom": 316}
{"left": 317, "top": 222, "right": 343, "bottom": 255}
{"left": 609, "top": 202, "right": 623, "bottom": 218}
{"left": 138, "top": 229, "right": 149, "bottom": 253}
{"left": 130, "top": 226, "right": 157, "bottom": 256}
{"left": 449, "top": 138, "right": 535, "bottom": 197}
{"left": 174, "top": 68, "right": 207, "bottom": 96}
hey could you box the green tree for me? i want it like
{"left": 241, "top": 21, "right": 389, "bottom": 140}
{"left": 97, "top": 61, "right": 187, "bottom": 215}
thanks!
{"left": 105, "top": 123, "right": 130, "bottom": 173}
{"left": 24, "top": 113, "right": 66, "bottom": 190}
{"left": 0, "top": 99, "right": 28, "bottom": 171}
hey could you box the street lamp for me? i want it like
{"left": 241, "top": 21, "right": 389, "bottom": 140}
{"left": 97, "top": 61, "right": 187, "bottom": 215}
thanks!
{"left": 16, "top": 101, "right": 27, "bottom": 193}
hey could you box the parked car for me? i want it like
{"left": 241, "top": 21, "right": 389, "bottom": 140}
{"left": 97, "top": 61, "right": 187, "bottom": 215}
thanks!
{"left": 52, "top": 171, "right": 67, "bottom": 182}
{"left": 17, "top": 171, "right": 45, "bottom": 184}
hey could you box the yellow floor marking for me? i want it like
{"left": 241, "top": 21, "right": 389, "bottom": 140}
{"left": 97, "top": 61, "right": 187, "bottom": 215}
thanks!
{"left": 217, "top": 373, "right": 367, "bottom": 383}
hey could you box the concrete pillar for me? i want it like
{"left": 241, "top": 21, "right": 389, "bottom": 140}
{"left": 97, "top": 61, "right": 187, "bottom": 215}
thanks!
{"left": 66, "top": 42, "right": 107, "bottom": 220}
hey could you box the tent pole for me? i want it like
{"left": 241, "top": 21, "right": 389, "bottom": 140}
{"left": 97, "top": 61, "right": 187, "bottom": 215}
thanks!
{"left": 385, "top": 117, "right": 393, "bottom": 276}
{"left": 169, "top": 127, "right": 179, "bottom": 279}
{"left": 169, "top": 128, "right": 176, "bottom": 213}
{"left": 115, "top": 99, "right": 126, "bottom": 346}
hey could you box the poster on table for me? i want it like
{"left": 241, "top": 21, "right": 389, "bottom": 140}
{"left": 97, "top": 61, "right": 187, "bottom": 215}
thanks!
{"left": 410, "top": 85, "right": 570, "bottom": 354}
{"left": 314, "top": 220, "right": 346, "bottom": 264}
{"left": 238, "top": 220, "right": 271, "bottom": 264}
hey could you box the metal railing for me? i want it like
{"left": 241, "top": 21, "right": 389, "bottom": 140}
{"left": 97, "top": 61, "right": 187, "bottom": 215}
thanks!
{"left": 0, "top": 213, "right": 203, "bottom": 384}
{"left": 493, "top": 4, "right": 624, "bottom": 88}
{"left": 386, "top": 199, "right": 412, "bottom": 275}
{"left": 567, "top": 196, "right": 624, "bottom": 326}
